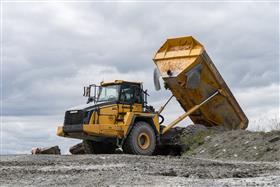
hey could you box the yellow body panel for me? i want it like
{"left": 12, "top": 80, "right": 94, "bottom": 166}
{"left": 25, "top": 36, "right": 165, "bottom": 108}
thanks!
{"left": 98, "top": 105, "right": 118, "bottom": 124}
{"left": 118, "top": 103, "right": 143, "bottom": 113}
{"left": 83, "top": 124, "right": 124, "bottom": 138}
{"left": 132, "top": 104, "right": 143, "bottom": 112}
{"left": 89, "top": 111, "right": 97, "bottom": 124}
{"left": 88, "top": 102, "right": 143, "bottom": 124}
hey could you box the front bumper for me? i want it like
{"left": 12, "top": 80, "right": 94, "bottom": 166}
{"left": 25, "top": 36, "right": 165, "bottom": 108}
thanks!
{"left": 63, "top": 124, "right": 83, "bottom": 133}
{"left": 56, "top": 126, "right": 65, "bottom": 136}
{"left": 56, "top": 124, "right": 83, "bottom": 137}
{"left": 56, "top": 124, "right": 124, "bottom": 139}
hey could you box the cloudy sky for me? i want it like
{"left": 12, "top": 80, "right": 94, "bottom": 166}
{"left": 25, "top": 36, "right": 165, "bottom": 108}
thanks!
{"left": 1, "top": 2, "right": 279, "bottom": 154}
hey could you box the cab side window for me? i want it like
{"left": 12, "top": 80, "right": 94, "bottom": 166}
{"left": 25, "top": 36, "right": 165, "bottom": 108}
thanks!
{"left": 119, "top": 84, "right": 143, "bottom": 104}
{"left": 134, "top": 87, "right": 143, "bottom": 103}
{"left": 120, "top": 85, "right": 134, "bottom": 103}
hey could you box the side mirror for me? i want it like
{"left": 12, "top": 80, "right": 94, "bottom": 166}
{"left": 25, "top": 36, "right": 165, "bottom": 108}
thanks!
{"left": 153, "top": 68, "right": 161, "bottom": 91}
{"left": 83, "top": 86, "right": 91, "bottom": 97}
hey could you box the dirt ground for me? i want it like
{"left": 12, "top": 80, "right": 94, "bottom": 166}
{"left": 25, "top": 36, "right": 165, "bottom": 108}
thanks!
{"left": 2, "top": 129, "right": 280, "bottom": 186}
{"left": 1, "top": 154, "right": 280, "bottom": 186}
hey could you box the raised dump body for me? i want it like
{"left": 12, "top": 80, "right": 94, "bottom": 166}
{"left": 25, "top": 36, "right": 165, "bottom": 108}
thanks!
{"left": 153, "top": 36, "right": 248, "bottom": 130}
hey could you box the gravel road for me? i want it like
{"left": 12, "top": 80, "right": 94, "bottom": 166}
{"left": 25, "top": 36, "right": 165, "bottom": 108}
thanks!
{"left": 1, "top": 155, "right": 280, "bottom": 186}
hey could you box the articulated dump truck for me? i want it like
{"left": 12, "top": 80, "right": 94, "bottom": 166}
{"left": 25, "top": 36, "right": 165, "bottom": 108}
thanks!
{"left": 57, "top": 36, "right": 248, "bottom": 155}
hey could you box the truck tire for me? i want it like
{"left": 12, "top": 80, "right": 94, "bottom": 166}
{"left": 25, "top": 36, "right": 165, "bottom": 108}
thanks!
{"left": 83, "top": 140, "right": 94, "bottom": 154}
{"left": 122, "top": 121, "right": 156, "bottom": 155}
{"left": 83, "top": 140, "right": 116, "bottom": 154}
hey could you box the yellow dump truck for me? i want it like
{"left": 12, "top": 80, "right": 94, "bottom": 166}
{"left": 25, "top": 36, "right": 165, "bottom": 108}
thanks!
{"left": 57, "top": 36, "right": 248, "bottom": 155}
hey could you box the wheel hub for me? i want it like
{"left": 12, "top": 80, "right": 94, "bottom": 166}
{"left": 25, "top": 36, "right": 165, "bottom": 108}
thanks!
{"left": 137, "top": 132, "right": 150, "bottom": 150}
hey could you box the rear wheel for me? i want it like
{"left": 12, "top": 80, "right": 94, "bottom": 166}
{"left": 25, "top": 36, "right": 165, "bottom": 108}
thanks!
{"left": 83, "top": 140, "right": 116, "bottom": 154}
{"left": 123, "top": 121, "right": 156, "bottom": 155}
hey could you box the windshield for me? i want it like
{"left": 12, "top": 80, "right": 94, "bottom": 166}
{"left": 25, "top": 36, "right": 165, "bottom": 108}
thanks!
{"left": 97, "top": 85, "right": 119, "bottom": 103}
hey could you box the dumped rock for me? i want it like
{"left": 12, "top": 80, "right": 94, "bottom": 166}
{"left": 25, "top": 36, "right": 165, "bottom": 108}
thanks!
{"left": 181, "top": 124, "right": 209, "bottom": 135}
{"left": 31, "top": 146, "right": 61, "bottom": 155}
{"left": 164, "top": 124, "right": 225, "bottom": 144}
{"left": 181, "top": 129, "right": 280, "bottom": 162}
{"left": 268, "top": 136, "right": 280, "bottom": 143}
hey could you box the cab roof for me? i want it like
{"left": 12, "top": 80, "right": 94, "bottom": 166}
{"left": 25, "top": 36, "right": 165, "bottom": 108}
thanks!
{"left": 101, "top": 80, "right": 142, "bottom": 86}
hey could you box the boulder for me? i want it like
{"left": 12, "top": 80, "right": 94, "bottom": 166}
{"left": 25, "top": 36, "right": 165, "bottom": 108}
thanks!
{"left": 31, "top": 146, "right": 61, "bottom": 155}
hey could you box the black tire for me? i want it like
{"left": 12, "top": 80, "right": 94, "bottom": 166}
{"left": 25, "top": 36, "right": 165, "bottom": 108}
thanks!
{"left": 83, "top": 140, "right": 116, "bottom": 154}
{"left": 83, "top": 140, "right": 94, "bottom": 154}
{"left": 122, "top": 121, "right": 156, "bottom": 155}
{"left": 69, "top": 142, "right": 85, "bottom": 154}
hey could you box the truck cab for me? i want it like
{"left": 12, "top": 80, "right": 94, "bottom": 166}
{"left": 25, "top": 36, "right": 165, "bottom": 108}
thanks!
{"left": 57, "top": 80, "right": 160, "bottom": 155}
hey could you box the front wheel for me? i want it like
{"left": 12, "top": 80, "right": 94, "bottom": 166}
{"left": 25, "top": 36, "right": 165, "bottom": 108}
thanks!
{"left": 122, "top": 121, "right": 156, "bottom": 155}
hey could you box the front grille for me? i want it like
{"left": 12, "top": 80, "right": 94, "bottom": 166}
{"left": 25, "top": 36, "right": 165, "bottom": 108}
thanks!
{"left": 64, "top": 110, "right": 85, "bottom": 125}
